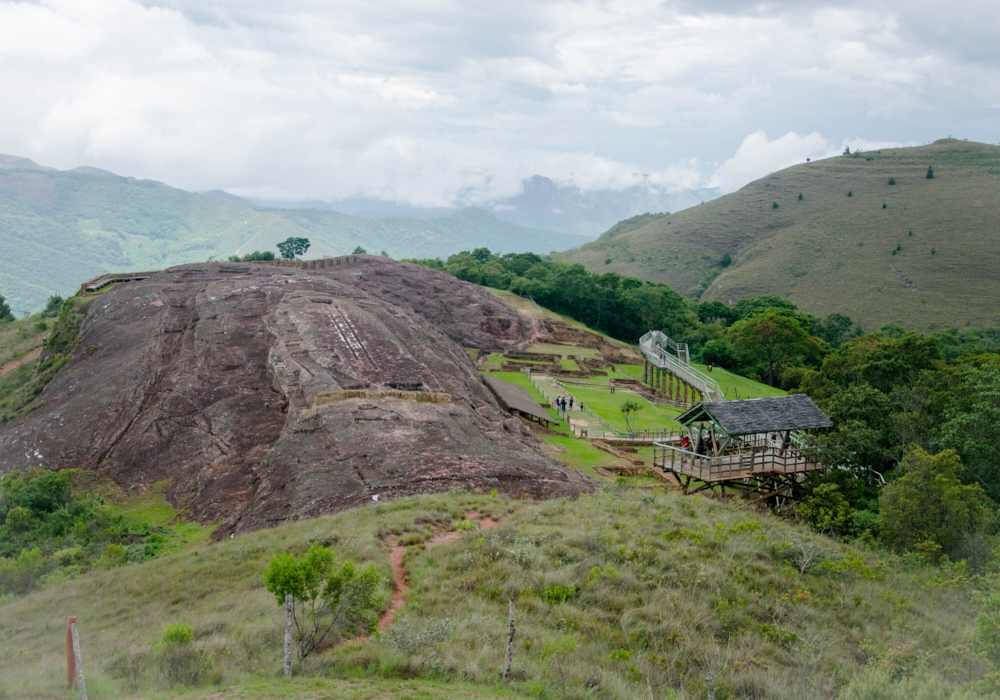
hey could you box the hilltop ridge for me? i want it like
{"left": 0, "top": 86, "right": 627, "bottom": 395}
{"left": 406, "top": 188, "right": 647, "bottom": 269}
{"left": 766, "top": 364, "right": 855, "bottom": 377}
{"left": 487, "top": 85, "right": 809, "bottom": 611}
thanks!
{"left": 559, "top": 139, "right": 1000, "bottom": 331}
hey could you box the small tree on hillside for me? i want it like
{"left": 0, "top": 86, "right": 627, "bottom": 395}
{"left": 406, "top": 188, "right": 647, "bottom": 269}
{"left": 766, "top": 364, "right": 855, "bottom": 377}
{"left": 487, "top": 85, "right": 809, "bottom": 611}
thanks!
{"left": 264, "top": 544, "right": 384, "bottom": 661}
{"left": 620, "top": 398, "right": 644, "bottom": 435}
{"left": 352, "top": 246, "right": 367, "bottom": 254}
{"left": 0, "top": 292, "right": 12, "bottom": 322}
{"left": 276, "top": 237, "right": 311, "bottom": 260}
{"left": 926, "top": 165, "right": 934, "bottom": 179}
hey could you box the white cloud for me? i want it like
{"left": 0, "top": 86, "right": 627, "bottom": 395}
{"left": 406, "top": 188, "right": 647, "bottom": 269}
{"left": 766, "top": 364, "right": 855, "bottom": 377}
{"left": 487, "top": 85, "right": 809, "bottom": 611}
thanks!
{"left": 708, "top": 131, "right": 831, "bottom": 192}
{"left": 0, "top": 0, "right": 995, "bottom": 205}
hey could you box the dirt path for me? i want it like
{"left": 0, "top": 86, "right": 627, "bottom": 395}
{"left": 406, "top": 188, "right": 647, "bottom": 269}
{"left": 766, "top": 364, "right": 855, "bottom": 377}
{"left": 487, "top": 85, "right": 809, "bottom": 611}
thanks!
{"left": 0, "top": 347, "right": 41, "bottom": 377}
{"left": 377, "top": 510, "right": 507, "bottom": 631}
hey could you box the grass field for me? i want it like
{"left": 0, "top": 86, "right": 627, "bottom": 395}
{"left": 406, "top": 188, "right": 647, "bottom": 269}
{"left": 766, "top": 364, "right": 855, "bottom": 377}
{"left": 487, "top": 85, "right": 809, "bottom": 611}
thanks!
{"left": 559, "top": 139, "right": 1000, "bottom": 331}
{"left": 0, "top": 490, "right": 987, "bottom": 699}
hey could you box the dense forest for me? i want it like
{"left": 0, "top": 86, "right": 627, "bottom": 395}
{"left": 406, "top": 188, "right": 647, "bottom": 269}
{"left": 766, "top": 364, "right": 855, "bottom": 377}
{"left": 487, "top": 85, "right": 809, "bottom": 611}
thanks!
{"left": 411, "top": 249, "right": 1000, "bottom": 567}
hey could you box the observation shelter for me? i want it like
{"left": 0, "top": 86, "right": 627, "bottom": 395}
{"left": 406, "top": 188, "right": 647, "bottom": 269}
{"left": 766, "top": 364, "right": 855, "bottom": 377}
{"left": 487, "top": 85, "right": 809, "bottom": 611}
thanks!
{"left": 654, "top": 394, "right": 833, "bottom": 506}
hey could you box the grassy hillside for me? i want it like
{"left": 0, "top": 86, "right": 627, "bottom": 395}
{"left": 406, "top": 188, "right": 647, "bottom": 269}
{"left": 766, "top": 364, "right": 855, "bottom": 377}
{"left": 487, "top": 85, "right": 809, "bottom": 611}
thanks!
{"left": 0, "top": 162, "right": 583, "bottom": 316}
{"left": 559, "top": 139, "right": 1000, "bottom": 332}
{"left": 0, "top": 489, "right": 989, "bottom": 699}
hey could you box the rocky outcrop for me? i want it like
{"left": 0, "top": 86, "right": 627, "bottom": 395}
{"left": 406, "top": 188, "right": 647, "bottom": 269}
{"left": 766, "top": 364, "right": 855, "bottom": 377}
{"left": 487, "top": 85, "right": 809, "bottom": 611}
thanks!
{"left": 0, "top": 261, "right": 591, "bottom": 534}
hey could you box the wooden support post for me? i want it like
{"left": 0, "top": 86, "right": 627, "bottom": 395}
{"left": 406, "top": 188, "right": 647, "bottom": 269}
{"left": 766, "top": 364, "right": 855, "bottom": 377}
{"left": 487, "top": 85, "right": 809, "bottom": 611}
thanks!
{"left": 707, "top": 672, "right": 716, "bottom": 700}
{"left": 643, "top": 359, "right": 647, "bottom": 384}
{"left": 669, "top": 373, "right": 675, "bottom": 400}
{"left": 683, "top": 383, "right": 689, "bottom": 406}
{"left": 69, "top": 619, "right": 88, "bottom": 700}
{"left": 503, "top": 594, "right": 517, "bottom": 683}
{"left": 284, "top": 593, "right": 293, "bottom": 677}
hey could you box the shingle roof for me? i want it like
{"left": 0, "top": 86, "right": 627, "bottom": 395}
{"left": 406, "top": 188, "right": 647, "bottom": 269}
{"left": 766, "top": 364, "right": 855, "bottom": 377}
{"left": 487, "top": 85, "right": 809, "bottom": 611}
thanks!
{"left": 676, "top": 394, "right": 832, "bottom": 435}
{"left": 483, "top": 375, "right": 556, "bottom": 425}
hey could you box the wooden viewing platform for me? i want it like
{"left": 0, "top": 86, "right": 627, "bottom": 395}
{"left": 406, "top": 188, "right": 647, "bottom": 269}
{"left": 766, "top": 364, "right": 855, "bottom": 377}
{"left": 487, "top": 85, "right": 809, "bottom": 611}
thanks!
{"left": 656, "top": 394, "right": 833, "bottom": 505}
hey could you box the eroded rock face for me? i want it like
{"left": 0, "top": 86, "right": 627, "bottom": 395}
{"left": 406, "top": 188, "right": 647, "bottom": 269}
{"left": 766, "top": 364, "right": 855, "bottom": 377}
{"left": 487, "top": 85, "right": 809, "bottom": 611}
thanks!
{"left": 0, "top": 261, "right": 591, "bottom": 533}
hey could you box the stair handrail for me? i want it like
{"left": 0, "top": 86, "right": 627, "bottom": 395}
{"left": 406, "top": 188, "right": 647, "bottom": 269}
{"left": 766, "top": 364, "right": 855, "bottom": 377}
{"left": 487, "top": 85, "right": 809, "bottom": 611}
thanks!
{"left": 639, "top": 331, "right": 722, "bottom": 401}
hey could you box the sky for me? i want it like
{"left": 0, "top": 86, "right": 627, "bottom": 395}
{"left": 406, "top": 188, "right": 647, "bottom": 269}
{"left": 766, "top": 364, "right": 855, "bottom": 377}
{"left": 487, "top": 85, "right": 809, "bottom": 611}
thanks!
{"left": 0, "top": 0, "right": 996, "bottom": 205}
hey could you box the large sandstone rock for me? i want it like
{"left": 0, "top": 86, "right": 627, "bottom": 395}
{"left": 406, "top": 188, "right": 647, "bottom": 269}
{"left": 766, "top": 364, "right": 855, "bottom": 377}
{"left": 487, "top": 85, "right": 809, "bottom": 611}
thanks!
{"left": 0, "top": 260, "right": 591, "bottom": 534}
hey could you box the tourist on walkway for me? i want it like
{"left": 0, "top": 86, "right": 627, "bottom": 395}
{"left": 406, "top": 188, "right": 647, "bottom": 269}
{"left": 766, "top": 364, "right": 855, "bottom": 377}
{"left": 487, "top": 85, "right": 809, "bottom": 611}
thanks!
{"left": 569, "top": 397, "right": 574, "bottom": 410}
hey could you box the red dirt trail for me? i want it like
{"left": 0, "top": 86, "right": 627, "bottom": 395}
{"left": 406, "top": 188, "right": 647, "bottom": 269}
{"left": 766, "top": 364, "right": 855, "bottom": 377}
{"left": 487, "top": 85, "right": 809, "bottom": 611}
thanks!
{"left": 0, "top": 347, "right": 41, "bottom": 377}
{"left": 377, "top": 510, "right": 508, "bottom": 631}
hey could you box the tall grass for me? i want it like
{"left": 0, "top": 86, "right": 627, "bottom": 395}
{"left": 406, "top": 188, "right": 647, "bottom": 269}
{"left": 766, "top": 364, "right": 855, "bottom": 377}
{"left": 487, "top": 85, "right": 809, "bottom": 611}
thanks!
{"left": 0, "top": 489, "right": 988, "bottom": 699}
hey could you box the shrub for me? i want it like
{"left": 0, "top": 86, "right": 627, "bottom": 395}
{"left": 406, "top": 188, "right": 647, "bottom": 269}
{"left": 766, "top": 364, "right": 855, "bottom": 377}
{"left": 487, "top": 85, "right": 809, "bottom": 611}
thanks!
{"left": 352, "top": 246, "right": 367, "bottom": 254}
{"left": 383, "top": 616, "right": 452, "bottom": 671}
{"left": 879, "top": 447, "right": 987, "bottom": 557}
{"left": 888, "top": 177, "right": 896, "bottom": 185}
{"left": 264, "top": 544, "right": 386, "bottom": 660}
{"left": 106, "top": 649, "right": 152, "bottom": 692}
{"left": 227, "top": 250, "right": 275, "bottom": 262}
{"left": 604, "top": 258, "right": 612, "bottom": 265}
{"left": 882, "top": 203, "right": 887, "bottom": 209}
{"left": 848, "top": 190, "right": 853, "bottom": 197}
{"left": 155, "top": 623, "right": 217, "bottom": 688}
{"left": 96, "top": 544, "right": 126, "bottom": 569}
{"left": 798, "top": 192, "right": 803, "bottom": 200}
{"left": 719, "top": 252, "right": 732, "bottom": 268}
{"left": 927, "top": 165, "right": 934, "bottom": 179}
{"left": 799, "top": 483, "right": 853, "bottom": 535}
{"left": 772, "top": 202, "right": 779, "bottom": 209}
{"left": 4, "top": 506, "right": 29, "bottom": 533}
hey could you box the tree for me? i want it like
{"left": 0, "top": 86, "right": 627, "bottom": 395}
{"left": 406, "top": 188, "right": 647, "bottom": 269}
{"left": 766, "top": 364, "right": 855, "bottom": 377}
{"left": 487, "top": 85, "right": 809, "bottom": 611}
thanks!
{"left": 42, "top": 295, "right": 64, "bottom": 316}
{"left": 352, "top": 246, "right": 367, "bottom": 255}
{"left": 926, "top": 165, "right": 934, "bottom": 179}
{"left": 879, "top": 446, "right": 989, "bottom": 558}
{"left": 939, "top": 366, "right": 1000, "bottom": 501}
{"left": 228, "top": 250, "right": 275, "bottom": 262}
{"left": 276, "top": 237, "right": 311, "bottom": 260}
{"left": 0, "top": 292, "right": 12, "bottom": 322}
{"left": 264, "top": 544, "right": 384, "bottom": 660}
{"left": 729, "top": 311, "right": 818, "bottom": 386}
{"left": 619, "top": 398, "right": 644, "bottom": 435}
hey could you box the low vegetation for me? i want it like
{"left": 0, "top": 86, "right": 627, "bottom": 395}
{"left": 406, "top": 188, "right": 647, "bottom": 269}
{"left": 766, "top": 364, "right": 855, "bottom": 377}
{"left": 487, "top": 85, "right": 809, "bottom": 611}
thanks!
{"left": 3, "top": 489, "right": 999, "bottom": 699}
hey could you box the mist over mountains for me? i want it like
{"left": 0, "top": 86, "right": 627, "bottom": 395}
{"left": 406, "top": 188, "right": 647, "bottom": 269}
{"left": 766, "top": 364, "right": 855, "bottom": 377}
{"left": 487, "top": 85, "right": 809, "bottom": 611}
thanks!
{"left": 251, "top": 174, "right": 720, "bottom": 237}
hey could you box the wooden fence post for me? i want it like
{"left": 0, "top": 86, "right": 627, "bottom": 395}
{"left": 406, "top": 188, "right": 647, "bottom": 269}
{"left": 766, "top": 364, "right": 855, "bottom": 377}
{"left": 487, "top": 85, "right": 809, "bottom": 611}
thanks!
{"left": 69, "top": 619, "right": 88, "bottom": 700}
{"left": 66, "top": 617, "right": 76, "bottom": 689}
{"left": 502, "top": 594, "right": 516, "bottom": 683}
{"left": 706, "top": 672, "right": 715, "bottom": 700}
{"left": 284, "top": 593, "right": 294, "bottom": 678}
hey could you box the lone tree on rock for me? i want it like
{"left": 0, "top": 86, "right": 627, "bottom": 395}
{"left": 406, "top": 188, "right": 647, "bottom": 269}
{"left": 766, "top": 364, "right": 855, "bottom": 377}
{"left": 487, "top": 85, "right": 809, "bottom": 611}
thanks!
{"left": 277, "top": 237, "right": 311, "bottom": 260}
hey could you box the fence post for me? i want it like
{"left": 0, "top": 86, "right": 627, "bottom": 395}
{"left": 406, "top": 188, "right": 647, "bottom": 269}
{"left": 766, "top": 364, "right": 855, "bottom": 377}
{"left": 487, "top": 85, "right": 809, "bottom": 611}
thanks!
{"left": 69, "top": 619, "right": 88, "bottom": 700}
{"left": 284, "top": 593, "right": 294, "bottom": 678}
{"left": 66, "top": 617, "right": 75, "bottom": 689}
{"left": 502, "top": 594, "right": 517, "bottom": 683}
{"left": 706, "top": 672, "right": 716, "bottom": 700}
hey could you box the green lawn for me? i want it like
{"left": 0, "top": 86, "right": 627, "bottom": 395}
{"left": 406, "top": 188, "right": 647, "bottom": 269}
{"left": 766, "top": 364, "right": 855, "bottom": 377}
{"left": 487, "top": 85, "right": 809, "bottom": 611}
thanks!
{"left": 690, "top": 363, "right": 786, "bottom": 400}
{"left": 539, "top": 434, "right": 623, "bottom": 477}
{"left": 616, "top": 363, "right": 783, "bottom": 401}
{"left": 557, "top": 383, "right": 681, "bottom": 434}
{"left": 526, "top": 343, "right": 601, "bottom": 358}
{"left": 560, "top": 358, "right": 580, "bottom": 371}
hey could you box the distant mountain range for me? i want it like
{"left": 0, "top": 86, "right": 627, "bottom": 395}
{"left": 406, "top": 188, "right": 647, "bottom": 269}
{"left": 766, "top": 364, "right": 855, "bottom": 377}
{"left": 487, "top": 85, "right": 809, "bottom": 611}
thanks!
{"left": 558, "top": 139, "right": 1000, "bottom": 332}
{"left": 246, "top": 175, "right": 721, "bottom": 237}
{"left": 0, "top": 157, "right": 593, "bottom": 316}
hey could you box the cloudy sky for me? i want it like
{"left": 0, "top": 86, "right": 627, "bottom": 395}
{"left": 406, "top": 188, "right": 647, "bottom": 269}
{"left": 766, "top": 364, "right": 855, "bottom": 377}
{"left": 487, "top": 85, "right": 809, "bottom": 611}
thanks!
{"left": 0, "top": 0, "right": 996, "bottom": 205}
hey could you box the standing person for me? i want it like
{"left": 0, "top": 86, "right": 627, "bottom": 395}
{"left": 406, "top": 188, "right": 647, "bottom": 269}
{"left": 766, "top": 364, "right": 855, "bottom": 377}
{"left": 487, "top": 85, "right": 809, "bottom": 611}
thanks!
{"left": 569, "top": 397, "right": 574, "bottom": 410}
{"left": 579, "top": 402, "right": 585, "bottom": 413}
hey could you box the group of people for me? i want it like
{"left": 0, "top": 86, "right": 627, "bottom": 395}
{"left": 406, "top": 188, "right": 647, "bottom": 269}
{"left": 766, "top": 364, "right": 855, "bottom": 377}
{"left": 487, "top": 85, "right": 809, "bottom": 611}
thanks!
{"left": 555, "top": 396, "right": 583, "bottom": 412}
{"left": 679, "top": 433, "right": 715, "bottom": 456}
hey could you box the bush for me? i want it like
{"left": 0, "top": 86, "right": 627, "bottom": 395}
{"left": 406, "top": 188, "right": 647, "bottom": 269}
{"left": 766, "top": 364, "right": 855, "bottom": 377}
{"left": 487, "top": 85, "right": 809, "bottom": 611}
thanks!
{"left": 879, "top": 447, "right": 988, "bottom": 558}
{"left": 772, "top": 202, "right": 779, "bottom": 209}
{"left": 155, "top": 623, "right": 217, "bottom": 688}
{"left": 888, "top": 177, "right": 896, "bottom": 185}
{"left": 227, "top": 250, "right": 274, "bottom": 262}
{"left": 798, "top": 192, "right": 803, "bottom": 200}
{"left": 927, "top": 165, "right": 934, "bottom": 179}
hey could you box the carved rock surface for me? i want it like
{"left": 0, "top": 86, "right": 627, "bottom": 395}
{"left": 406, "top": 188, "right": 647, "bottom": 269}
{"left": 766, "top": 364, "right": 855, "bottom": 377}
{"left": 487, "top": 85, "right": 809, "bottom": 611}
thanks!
{"left": 0, "top": 260, "right": 591, "bottom": 533}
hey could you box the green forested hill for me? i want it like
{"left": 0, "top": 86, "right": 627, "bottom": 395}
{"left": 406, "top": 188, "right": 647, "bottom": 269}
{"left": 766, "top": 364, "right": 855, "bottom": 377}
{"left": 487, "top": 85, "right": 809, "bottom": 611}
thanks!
{"left": 559, "top": 139, "right": 1000, "bottom": 332}
{"left": 0, "top": 162, "right": 584, "bottom": 315}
